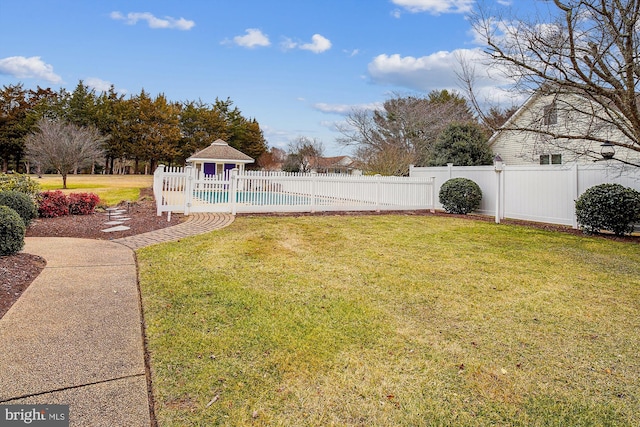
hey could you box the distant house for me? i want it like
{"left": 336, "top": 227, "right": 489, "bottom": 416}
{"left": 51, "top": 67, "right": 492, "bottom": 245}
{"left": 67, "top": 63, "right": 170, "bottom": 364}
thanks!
{"left": 488, "top": 90, "right": 640, "bottom": 166}
{"left": 186, "top": 139, "right": 254, "bottom": 177}
{"left": 311, "top": 156, "right": 360, "bottom": 174}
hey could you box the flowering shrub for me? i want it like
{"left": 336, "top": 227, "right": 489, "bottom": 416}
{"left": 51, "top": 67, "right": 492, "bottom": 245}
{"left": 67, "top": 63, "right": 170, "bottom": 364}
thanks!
{"left": 68, "top": 192, "right": 100, "bottom": 215}
{"left": 38, "top": 191, "right": 69, "bottom": 218}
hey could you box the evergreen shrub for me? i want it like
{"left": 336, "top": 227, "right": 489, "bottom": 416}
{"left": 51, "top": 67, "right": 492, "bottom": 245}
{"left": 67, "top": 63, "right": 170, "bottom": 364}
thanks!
{"left": 575, "top": 183, "right": 640, "bottom": 236}
{"left": 0, "top": 174, "right": 40, "bottom": 200}
{"left": 439, "top": 177, "right": 482, "bottom": 214}
{"left": 0, "top": 190, "right": 37, "bottom": 226}
{"left": 0, "top": 206, "right": 25, "bottom": 256}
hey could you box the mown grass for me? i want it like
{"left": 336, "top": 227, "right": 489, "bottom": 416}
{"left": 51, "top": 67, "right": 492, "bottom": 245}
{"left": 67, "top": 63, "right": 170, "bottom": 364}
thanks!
{"left": 137, "top": 215, "right": 640, "bottom": 426}
{"left": 32, "top": 174, "right": 153, "bottom": 206}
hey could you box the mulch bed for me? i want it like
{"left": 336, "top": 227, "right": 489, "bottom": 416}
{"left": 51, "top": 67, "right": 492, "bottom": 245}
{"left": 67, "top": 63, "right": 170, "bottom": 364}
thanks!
{"left": 0, "top": 188, "right": 182, "bottom": 319}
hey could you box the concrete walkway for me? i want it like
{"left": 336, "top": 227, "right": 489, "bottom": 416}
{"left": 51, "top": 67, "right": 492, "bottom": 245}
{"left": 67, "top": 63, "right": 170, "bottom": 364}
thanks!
{"left": 0, "top": 213, "right": 234, "bottom": 426}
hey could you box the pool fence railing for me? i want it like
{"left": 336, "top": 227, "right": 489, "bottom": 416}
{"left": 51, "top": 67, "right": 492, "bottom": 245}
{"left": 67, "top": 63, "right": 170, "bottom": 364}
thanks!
{"left": 153, "top": 165, "right": 436, "bottom": 216}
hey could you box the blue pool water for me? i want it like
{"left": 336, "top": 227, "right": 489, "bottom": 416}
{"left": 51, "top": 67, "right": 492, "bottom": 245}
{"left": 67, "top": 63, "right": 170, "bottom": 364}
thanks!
{"left": 194, "top": 191, "right": 312, "bottom": 205}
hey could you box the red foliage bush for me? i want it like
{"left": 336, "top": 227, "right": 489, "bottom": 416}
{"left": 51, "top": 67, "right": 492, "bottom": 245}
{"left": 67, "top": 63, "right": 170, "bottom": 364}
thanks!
{"left": 68, "top": 192, "right": 100, "bottom": 215}
{"left": 38, "top": 191, "right": 69, "bottom": 218}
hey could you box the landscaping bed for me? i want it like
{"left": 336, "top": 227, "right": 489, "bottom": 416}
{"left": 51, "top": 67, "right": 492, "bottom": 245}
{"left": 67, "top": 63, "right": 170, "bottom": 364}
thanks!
{"left": 0, "top": 188, "right": 181, "bottom": 319}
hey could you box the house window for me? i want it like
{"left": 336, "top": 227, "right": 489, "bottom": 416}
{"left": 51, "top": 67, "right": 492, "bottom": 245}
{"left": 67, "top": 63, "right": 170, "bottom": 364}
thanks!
{"left": 543, "top": 104, "right": 557, "bottom": 125}
{"left": 539, "top": 154, "right": 562, "bottom": 165}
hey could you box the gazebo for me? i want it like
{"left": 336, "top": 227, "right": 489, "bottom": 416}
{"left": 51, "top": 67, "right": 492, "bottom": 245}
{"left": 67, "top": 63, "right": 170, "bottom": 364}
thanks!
{"left": 186, "top": 139, "right": 254, "bottom": 177}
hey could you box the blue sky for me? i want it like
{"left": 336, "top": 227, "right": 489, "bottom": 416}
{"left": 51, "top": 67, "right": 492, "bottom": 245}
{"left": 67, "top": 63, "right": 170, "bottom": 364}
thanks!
{"left": 0, "top": 0, "right": 522, "bottom": 155}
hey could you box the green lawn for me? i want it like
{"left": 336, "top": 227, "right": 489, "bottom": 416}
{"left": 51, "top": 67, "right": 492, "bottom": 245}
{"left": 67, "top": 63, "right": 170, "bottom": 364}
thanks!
{"left": 137, "top": 215, "right": 640, "bottom": 426}
{"left": 32, "top": 174, "right": 153, "bottom": 206}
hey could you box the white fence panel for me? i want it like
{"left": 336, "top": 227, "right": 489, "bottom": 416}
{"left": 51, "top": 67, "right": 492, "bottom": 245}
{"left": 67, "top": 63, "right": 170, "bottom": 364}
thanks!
{"left": 410, "top": 163, "right": 640, "bottom": 227}
{"left": 154, "top": 167, "right": 435, "bottom": 215}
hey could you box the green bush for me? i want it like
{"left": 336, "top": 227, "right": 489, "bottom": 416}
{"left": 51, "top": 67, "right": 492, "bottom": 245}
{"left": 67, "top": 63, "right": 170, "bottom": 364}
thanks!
{"left": 575, "top": 183, "right": 640, "bottom": 236}
{"left": 0, "top": 206, "right": 25, "bottom": 256}
{"left": 0, "top": 174, "right": 40, "bottom": 200}
{"left": 0, "top": 190, "right": 38, "bottom": 226}
{"left": 439, "top": 177, "right": 482, "bottom": 214}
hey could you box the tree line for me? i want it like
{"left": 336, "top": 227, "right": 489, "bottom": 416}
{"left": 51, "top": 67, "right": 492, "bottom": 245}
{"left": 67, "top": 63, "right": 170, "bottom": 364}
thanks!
{"left": 0, "top": 81, "right": 268, "bottom": 174}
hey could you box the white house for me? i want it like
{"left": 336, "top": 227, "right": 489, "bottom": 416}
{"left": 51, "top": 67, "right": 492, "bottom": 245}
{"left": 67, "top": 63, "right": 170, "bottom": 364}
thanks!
{"left": 186, "top": 139, "right": 254, "bottom": 177}
{"left": 312, "top": 156, "right": 360, "bottom": 174}
{"left": 488, "top": 90, "right": 640, "bottom": 166}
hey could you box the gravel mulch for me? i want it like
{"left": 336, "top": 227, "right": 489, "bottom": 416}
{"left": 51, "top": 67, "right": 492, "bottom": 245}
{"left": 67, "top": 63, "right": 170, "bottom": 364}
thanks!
{"left": 0, "top": 188, "right": 182, "bottom": 319}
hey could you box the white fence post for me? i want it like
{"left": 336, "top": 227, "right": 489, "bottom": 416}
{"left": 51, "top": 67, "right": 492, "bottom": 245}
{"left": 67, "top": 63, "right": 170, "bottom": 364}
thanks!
{"left": 154, "top": 164, "right": 165, "bottom": 216}
{"left": 184, "top": 165, "right": 194, "bottom": 216}
{"left": 375, "top": 174, "right": 381, "bottom": 212}
{"left": 230, "top": 168, "right": 238, "bottom": 215}
{"left": 311, "top": 174, "right": 317, "bottom": 213}
{"left": 430, "top": 177, "right": 436, "bottom": 213}
{"left": 570, "top": 163, "right": 579, "bottom": 229}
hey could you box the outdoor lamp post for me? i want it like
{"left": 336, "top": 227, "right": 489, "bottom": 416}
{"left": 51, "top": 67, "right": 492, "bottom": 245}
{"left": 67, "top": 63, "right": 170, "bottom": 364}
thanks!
{"left": 494, "top": 154, "right": 504, "bottom": 224}
{"left": 600, "top": 142, "right": 615, "bottom": 160}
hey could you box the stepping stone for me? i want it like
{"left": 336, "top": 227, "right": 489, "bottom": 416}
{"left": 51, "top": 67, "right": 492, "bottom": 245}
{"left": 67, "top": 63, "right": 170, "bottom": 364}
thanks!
{"left": 101, "top": 225, "right": 131, "bottom": 233}
{"left": 104, "top": 221, "right": 124, "bottom": 225}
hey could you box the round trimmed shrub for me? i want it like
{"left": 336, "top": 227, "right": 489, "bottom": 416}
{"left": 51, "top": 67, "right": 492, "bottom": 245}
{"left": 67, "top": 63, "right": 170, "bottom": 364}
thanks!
{"left": 0, "top": 190, "right": 38, "bottom": 226}
{"left": 575, "top": 183, "right": 640, "bottom": 236}
{"left": 0, "top": 206, "right": 25, "bottom": 256}
{"left": 439, "top": 177, "right": 482, "bottom": 214}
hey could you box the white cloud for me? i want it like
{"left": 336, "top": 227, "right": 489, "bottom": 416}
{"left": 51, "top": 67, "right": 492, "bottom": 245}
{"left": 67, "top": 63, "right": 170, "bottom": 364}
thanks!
{"left": 232, "top": 28, "right": 271, "bottom": 48}
{"left": 0, "top": 56, "right": 62, "bottom": 83}
{"left": 282, "top": 34, "right": 332, "bottom": 53}
{"left": 84, "top": 77, "right": 127, "bottom": 94}
{"left": 110, "top": 11, "right": 195, "bottom": 30}
{"left": 367, "top": 48, "right": 516, "bottom": 105}
{"left": 391, "top": 0, "right": 474, "bottom": 15}
{"left": 313, "top": 102, "right": 382, "bottom": 115}
{"left": 300, "top": 34, "right": 332, "bottom": 53}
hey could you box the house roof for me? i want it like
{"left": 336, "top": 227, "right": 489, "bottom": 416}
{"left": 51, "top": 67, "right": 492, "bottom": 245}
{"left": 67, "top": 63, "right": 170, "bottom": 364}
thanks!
{"left": 315, "top": 155, "right": 354, "bottom": 168}
{"left": 186, "top": 139, "right": 254, "bottom": 163}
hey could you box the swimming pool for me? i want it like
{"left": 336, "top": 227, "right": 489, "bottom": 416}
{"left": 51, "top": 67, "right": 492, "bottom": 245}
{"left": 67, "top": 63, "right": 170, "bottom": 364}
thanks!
{"left": 194, "top": 190, "right": 313, "bottom": 205}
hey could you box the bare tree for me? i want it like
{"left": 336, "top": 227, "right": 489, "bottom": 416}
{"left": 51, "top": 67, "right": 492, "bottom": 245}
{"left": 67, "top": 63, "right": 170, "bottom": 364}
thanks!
{"left": 25, "top": 118, "right": 106, "bottom": 188}
{"left": 467, "top": 0, "right": 640, "bottom": 163}
{"left": 257, "top": 147, "right": 287, "bottom": 171}
{"left": 284, "top": 137, "right": 324, "bottom": 173}
{"left": 337, "top": 91, "right": 475, "bottom": 175}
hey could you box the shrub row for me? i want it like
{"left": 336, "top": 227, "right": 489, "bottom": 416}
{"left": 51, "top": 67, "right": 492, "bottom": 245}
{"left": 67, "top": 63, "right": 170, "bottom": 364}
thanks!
{"left": 38, "top": 191, "right": 100, "bottom": 218}
{"left": 437, "top": 179, "right": 639, "bottom": 236}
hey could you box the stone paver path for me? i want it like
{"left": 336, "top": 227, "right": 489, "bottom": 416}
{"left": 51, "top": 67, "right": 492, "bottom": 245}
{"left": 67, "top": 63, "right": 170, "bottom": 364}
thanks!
{"left": 112, "top": 212, "right": 235, "bottom": 250}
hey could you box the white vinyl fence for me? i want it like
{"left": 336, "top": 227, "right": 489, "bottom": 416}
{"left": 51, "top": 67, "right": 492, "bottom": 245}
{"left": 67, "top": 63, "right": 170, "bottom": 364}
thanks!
{"left": 154, "top": 165, "right": 435, "bottom": 215}
{"left": 410, "top": 163, "right": 640, "bottom": 227}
